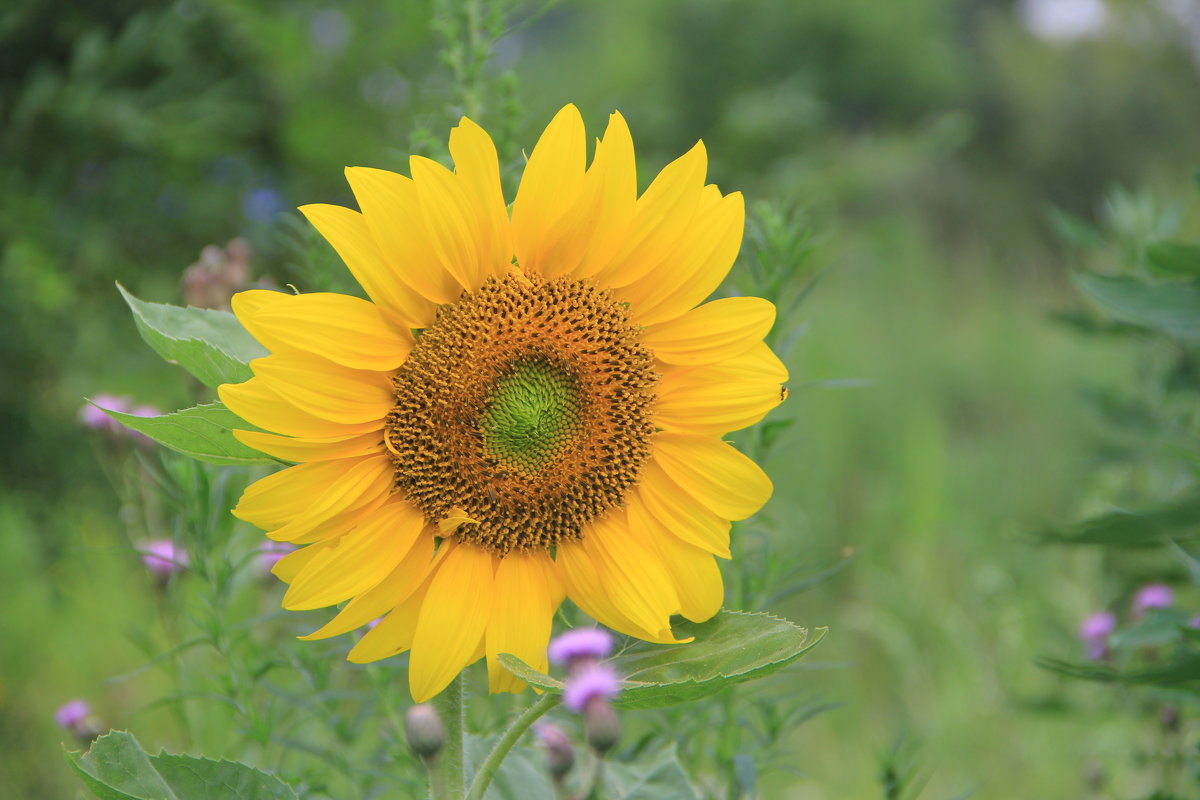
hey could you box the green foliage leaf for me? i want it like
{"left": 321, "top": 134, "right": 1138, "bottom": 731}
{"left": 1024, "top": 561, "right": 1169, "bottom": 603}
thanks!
{"left": 604, "top": 745, "right": 700, "bottom": 800}
{"left": 119, "top": 283, "right": 266, "bottom": 388}
{"left": 1147, "top": 241, "right": 1200, "bottom": 276}
{"left": 101, "top": 403, "right": 283, "bottom": 466}
{"left": 1073, "top": 273, "right": 1200, "bottom": 342}
{"left": 1037, "top": 492, "right": 1200, "bottom": 547}
{"left": 500, "top": 610, "right": 825, "bottom": 710}
{"left": 66, "top": 730, "right": 298, "bottom": 800}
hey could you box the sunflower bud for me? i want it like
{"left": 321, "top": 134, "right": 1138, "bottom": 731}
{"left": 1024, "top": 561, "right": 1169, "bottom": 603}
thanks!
{"left": 405, "top": 703, "right": 445, "bottom": 761}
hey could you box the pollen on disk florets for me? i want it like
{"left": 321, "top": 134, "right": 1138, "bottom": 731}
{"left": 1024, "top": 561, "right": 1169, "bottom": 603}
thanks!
{"left": 386, "top": 273, "right": 657, "bottom": 556}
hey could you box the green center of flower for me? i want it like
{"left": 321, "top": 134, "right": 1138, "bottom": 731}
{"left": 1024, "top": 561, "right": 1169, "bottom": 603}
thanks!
{"left": 481, "top": 358, "right": 582, "bottom": 475}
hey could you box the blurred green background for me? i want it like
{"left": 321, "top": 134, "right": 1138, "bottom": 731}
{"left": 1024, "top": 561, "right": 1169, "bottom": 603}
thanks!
{"left": 4, "top": 0, "right": 1200, "bottom": 796}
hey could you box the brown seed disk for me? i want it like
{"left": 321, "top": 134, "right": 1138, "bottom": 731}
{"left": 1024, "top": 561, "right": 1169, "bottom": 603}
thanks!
{"left": 386, "top": 272, "right": 658, "bottom": 557}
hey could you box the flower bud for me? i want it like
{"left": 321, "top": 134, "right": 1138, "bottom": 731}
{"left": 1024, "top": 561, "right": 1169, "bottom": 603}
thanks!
{"left": 584, "top": 697, "right": 620, "bottom": 756}
{"left": 562, "top": 664, "right": 620, "bottom": 713}
{"left": 1133, "top": 583, "right": 1173, "bottom": 616}
{"left": 405, "top": 703, "right": 446, "bottom": 761}
{"left": 1078, "top": 610, "right": 1115, "bottom": 661}
{"left": 534, "top": 722, "right": 575, "bottom": 781}
{"left": 549, "top": 628, "right": 613, "bottom": 670}
{"left": 55, "top": 699, "right": 103, "bottom": 743}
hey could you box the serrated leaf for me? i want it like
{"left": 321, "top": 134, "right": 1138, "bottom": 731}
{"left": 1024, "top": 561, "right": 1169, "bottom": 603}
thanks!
{"left": 66, "top": 731, "right": 298, "bottom": 800}
{"left": 604, "top": 745, "right": 699, "bottom": 800}
{"left": 1037, "top": 492, "right": 1200, "bottom": 547}
{"left": 66, "top": 731, "right": 177, "bottom": 800}
{"left": 119, "top": 283, "right": 267, "bottom": 388}
{"left": 101, "top": 403, "right": 283, "bottom": 466}
{"left": 500, "top": 610, "right": 825, "bottom": 710}
{"left": 1073, "top": 273, "right": 1200, "bottom": 342}
{"left": 1147, "top": 242, "right": 1200, "bottom": 276}
{"left": 146, "top": 752, "right": 299, "bottom": 800}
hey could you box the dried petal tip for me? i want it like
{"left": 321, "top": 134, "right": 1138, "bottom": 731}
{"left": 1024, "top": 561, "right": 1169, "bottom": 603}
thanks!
{"left": 405, "top": 703, "right": 446, "bottom": 761}
{"left": 1133, "top": 583, "right": 1173, "bottom": 614}
{"left": 563, "top": 664, "right": 620, "bottom": 713}
{"left": 549, "top": 628, "right": 614, "bottom": 665}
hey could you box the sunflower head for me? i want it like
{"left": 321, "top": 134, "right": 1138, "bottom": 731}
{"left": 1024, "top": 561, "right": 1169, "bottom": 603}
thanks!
{"left": 221, "top": 105, "right": 786, "bottom": 702}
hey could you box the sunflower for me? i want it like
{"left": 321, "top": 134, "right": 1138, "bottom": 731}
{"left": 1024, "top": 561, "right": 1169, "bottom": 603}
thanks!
{"left": 220, "top": 105, "right": 787, "bottom": 702}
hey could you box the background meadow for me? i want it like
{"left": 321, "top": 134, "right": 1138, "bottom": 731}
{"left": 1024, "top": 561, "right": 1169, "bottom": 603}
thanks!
{"left": 4, "top": 0, "right": 1200, "bottom": 797}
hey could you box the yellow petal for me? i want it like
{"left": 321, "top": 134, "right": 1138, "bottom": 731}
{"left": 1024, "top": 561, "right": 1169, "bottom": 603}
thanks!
{"left": 650, "top": 433, "right": 772, "bottom": 521}
{"left": 347, "top": 573, "right": 433, "bottom": 663}
{"left": 229, "top": 288, "right": 285, "bottom": 317}
{"left": 486, "top": 551, "right": 555, "bottom": 694}
{"left": 511, "top": 104, "right": 586, "bottom": 275}
{"left": 632, "top": 462, "right": 732, "bottom": 557}
{"left": 219, "top": 378, "right": 382, "bottom": 439}
{"left": 556, "top": 539, "right": 662, "bottom": 642}
{"left": 655, "top": 357, "right": 786, "bottom": 437}
{"left": 233, "top": 429, "right": 383, "bottom": 463}
{"left": 410, "top": 155, "right": 484, "bottom": 292}
{"left": 282, "top": 500, "right": 426, "bottom": 610}
{"left": 303, "top": 531, "right": 436, "bottom": 640}
{"left": 581, "top": 510, "right": 682, "bottom": 640}
{"left": 235, "top": 291, "right": 413, "bottom": 371}
{"left": 250, "top": 352, "right": 394, "bottom": 425}
{"left": 272, "top": 538, "right": 334, "bottom": 584}
{"left": 298, "top": 203, "right": 435, "bottom": 327}
{"left": 344, "top": 167, "right": 462, "bottom": 312}
{"left": 408, "top": 543, "right": 496, "bottom": 701}
{"left": 234, "top": 457, "right": 374, "bottom": 530}
{"left": 617, "top": 190, "right": 745, "bottom": 326}
{"left": 642, "top": 297, "right": 775, "bottom": 366}
{"left": 449, "top": 117, "right": 513, "bottom": 280}
{"left": 594, "top": 141, "right": 707, "bottom": 288}
{"left": 645, "top": 526, "right": 724, "bottom": 623}
{"left": 438, "top": 506, "right": 480, "bottom": 533}
{"left": 539, "top": 112, "right": 638, "bottom": 280}
{"left": 235, "top": 453, "right": 391, "bottom": 535}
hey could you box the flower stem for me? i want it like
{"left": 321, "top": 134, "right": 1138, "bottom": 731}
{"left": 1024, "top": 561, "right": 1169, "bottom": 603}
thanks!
{"left": 430, "top": 674, "right": 467, "bottom": 800}
{"left": 465, "top": 693, "right": 560, "bottom": 800}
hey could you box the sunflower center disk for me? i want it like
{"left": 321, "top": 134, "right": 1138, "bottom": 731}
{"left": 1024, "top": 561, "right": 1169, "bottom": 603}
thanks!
{"left": 386, "top": 273, "right": 658, "bottom": 557}
{"left": 482, "top": 359, "right": 583, "bottom": 475}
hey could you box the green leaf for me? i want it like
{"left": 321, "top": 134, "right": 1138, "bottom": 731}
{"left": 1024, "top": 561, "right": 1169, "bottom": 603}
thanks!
{"left": 1109, "top": 608, "right": 1191, "bottom": 650}
{"left": 1073, "top": 273, "right": 1200, "bottom": 342}
{"left": 119, "top": 283, "right": 267, "bottom": 388}
{"left": 1037, "top": 492, "right": 1200, "bottom": 547}
{"left": 500, "top": 610, "right": 825, "bottom": 710}
{"left": 101, "top": 402, "right": 283, "bottom": 466}
{"left": 66, "top": 731, "right": 177, "bottom": 800}
{"left": 604, "top": 745, "right": 699, "bottom": 800}
{"left": 1147, "top": 242, "right": 1200, "bottom": 276}
{"left": 66, "top": 730, "right": 298, "bottom": 800}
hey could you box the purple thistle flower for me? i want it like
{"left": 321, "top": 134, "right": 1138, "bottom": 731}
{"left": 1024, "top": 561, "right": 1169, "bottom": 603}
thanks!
{"left": 55, "top": 699, "right": 90, "bottom": 731}
{"left": 1189, "top": 615, "right": 1200, "bottom": 630}
{"left": 140, "top": 539, "right": 189, "bottom": 578}
{"left": 549, "top": 628, "right": 613, "bottom": 666}
{"left": 1133, "top": 584, "right": 1174, "bottom": 615}
{"left": 79, "top": 394, "right": 129, "bottom": 432}
{"left": 562, "top": 664, "right": 620, "bottom": 713}
{"left": 1079, "top": 610, "right": 1116, "bottom": 661}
